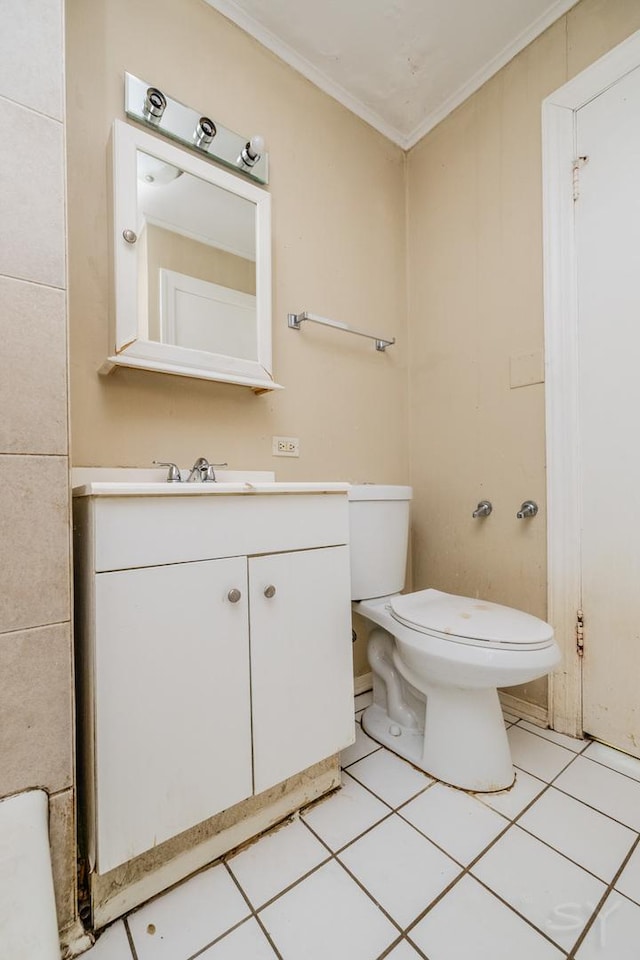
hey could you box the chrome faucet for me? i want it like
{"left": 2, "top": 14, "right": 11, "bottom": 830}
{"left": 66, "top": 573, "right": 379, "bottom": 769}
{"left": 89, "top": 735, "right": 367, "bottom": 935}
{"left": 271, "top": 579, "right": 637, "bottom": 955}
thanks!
{"left": 186, "top": 457, "right": 228, "bottom": 482}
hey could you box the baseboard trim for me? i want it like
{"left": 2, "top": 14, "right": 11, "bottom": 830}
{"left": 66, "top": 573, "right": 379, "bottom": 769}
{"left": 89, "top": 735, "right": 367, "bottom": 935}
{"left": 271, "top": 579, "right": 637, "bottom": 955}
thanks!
{"left": 354, "top": 672, "right": 373, "bottom": 696}
{"left": 91, "top": 762, "right": 340, "bottom": 929}
{"left": 499, "top": 692, "right": 549, "bottom": 727}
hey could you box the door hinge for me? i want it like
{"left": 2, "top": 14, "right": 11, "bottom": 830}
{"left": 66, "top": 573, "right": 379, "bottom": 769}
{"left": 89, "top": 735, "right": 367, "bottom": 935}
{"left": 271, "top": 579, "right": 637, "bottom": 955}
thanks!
{"left": 576, "top": 609, "right": 585, "bottom": 657}
{"left": 572, "top": 156, "right": 589, "bottom": 202}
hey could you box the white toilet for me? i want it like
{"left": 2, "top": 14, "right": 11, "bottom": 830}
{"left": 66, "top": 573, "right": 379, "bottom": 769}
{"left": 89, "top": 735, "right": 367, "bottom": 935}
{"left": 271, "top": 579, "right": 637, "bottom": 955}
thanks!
{"left": 349, "top": 484, "right": 561, "bottom": 792}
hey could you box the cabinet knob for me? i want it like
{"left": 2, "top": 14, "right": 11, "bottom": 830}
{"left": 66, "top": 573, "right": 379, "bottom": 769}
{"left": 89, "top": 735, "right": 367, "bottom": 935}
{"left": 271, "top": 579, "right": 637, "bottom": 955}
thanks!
{"left": 122, "top": 228, "right": 137, "bottom": 244}
{"left": 227, "top": 588, "right": 242, "bottom": 603}
{"left": 264, "top": 585, "right": 276, "bottom": 599}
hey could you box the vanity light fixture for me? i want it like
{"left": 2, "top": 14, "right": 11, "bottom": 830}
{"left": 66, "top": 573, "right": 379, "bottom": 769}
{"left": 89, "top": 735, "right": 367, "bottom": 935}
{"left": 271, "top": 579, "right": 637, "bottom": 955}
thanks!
{"left": 142, "top": 86, "right": 166, "bottom": 123}
{"left": 125, "top": 73, "right": 269, "bottom": 184}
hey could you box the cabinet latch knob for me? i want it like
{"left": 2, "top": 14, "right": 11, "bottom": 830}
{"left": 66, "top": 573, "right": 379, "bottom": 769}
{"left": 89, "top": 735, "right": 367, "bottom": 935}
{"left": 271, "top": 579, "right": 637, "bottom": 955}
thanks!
{"left": 264, "top": 585, "right": 276, "bottom": 599}
{"left": 227, "top": 588, "right": 242, "bottom": 603}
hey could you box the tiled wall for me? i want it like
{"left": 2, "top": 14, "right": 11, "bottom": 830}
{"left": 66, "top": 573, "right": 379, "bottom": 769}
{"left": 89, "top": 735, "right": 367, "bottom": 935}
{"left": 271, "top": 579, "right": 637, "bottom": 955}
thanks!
{"left": 0, "top": 0, "right": 76, "bottom": 934}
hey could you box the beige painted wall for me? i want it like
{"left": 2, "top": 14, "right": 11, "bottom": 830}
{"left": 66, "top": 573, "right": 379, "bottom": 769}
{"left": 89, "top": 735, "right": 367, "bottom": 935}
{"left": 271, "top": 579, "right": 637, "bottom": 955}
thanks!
{"left": 66, "top": 0, "right": 408, "bottom": 680}
{"left": 144, "top": 225, "right": 256, "bottom": 340}
{"left": 67, "top": 0, "right": 640, "bottom": 698}
{"left": 406, "top": 0, "right": 640, "bottom": 708}
{"left": 0, "top": 0, "right": 77, "bottom": 938}
{"left": 65, "top": 0, "right": 408, "bottom": 482}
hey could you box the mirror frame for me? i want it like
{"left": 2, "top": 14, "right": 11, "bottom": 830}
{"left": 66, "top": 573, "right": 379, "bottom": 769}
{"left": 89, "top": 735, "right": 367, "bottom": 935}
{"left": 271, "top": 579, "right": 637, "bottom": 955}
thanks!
{"left": 100, "top": 120, "right": 281, "bottom": 393}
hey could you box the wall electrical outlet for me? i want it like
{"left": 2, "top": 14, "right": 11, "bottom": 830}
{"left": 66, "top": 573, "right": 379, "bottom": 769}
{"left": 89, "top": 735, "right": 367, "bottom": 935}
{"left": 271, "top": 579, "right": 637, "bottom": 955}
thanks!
{"left": 272, "top": 436, "right": 300, "bottom": 457}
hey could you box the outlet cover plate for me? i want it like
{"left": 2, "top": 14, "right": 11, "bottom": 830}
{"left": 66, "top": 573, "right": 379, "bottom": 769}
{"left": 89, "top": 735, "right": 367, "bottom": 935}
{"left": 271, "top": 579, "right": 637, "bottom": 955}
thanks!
{"left": 272, "top": 436, "right": 300, "bottom": 457}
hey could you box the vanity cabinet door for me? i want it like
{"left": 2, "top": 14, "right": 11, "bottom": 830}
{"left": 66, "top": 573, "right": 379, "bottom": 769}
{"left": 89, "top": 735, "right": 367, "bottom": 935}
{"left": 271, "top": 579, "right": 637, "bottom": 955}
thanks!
{"left": 93, "top": 557, "right": 252, "bottom": 873}
{"left": 249, "top": 546, "right": 355, "bottom": 794}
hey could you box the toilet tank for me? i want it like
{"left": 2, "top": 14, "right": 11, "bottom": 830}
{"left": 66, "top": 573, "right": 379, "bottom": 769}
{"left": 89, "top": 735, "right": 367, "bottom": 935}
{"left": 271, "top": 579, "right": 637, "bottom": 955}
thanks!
{"left": 348, "top": 485, "right": 412, "bottom": 600}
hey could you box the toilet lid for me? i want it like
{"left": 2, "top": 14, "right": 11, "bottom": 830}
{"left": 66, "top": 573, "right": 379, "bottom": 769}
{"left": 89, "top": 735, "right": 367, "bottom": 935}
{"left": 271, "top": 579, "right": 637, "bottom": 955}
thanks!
{"left": 389, "top": 589, "right": 554, "bottom": 650}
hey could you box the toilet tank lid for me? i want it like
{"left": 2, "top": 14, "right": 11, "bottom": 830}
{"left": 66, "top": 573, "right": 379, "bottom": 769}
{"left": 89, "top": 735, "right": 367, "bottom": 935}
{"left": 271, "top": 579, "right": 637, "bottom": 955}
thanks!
{"left": 390, "top": 589, "right": 554, "bottom": 647}
{"left": 348, "top": 484, "right": 413, "bottom": 501}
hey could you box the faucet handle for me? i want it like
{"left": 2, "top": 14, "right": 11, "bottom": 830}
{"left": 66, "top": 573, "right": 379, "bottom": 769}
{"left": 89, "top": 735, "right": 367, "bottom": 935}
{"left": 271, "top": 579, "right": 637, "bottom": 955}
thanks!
{"left": 203, "top": 462, "right": 228, "bottom": 482}
{"left": 152, "top": 461, "right": 182, "bottom": 482}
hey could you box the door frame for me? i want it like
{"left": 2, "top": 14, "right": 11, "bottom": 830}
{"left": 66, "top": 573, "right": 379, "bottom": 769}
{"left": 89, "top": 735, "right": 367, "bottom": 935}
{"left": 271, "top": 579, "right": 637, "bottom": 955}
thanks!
{"left": 543, "top": 29, "right": 640, "bottom": 736}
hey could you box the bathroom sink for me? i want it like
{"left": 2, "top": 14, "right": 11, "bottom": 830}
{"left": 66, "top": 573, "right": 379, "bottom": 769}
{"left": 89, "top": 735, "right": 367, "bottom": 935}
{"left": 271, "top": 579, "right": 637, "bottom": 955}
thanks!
{"left": 71, "top": 468, "right": 349, "bottom": 497}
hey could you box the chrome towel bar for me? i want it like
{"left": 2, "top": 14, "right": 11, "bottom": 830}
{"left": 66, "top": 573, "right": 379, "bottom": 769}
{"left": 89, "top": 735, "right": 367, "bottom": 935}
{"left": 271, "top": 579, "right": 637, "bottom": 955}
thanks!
{"left": 287, "top": 312, "right": 395, "bottom": 352}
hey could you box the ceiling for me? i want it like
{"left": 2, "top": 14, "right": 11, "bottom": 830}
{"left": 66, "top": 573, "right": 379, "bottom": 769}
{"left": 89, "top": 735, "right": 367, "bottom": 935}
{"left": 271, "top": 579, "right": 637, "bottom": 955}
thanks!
{"left": 204, "top": 0, "right": 578, "bottom": 148}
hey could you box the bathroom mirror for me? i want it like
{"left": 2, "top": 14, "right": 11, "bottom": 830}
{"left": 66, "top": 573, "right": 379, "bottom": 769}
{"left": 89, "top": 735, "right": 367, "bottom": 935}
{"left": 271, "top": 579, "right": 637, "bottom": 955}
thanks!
{"left": 101, "top": 120, "right": 280, "bottom": 392}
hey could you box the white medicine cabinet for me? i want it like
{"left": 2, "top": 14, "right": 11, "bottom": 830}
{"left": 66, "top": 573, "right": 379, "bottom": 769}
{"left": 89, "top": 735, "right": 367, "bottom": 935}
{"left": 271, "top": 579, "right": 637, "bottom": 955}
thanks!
{"left": 101, "top": 120, "right": 281, "bottom": 392}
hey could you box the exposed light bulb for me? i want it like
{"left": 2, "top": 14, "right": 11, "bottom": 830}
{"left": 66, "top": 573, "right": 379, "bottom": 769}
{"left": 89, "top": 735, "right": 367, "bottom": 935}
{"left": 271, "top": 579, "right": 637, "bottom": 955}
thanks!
{"left": 240, "top": 134, "right": 265, "bottom": 167}
{"left": 248, "top": 134, "right": 264, "bottom": 157}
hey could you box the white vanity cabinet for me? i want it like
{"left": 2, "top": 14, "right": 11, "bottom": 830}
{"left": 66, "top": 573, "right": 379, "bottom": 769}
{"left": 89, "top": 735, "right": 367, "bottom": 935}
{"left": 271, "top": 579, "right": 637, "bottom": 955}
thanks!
{"left": 73, "top": 485, "right": 354, "bottom": 876}
{"left": 249, "top": 545, "right": 353, "bottom": 793}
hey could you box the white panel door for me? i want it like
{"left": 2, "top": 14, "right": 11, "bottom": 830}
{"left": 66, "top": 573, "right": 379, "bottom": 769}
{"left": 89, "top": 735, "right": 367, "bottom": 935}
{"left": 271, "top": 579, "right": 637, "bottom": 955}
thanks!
{"left": 249, "top": 546, "right": 355, "bottom": 794}
{"left": 94, "top": 557, "right": 252, "bottom": 872}
{"left": 160, "top": 269, "right": 257, "bottom": 359}
{"left": 576, "top": 64, "right": 640, "bottom": 755}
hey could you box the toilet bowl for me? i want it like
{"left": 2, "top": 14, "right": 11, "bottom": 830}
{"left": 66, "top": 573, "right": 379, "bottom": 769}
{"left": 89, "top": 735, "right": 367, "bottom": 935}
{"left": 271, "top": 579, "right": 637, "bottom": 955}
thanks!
{"left": 348, "top": 485, "right": 561, "bottom": 792}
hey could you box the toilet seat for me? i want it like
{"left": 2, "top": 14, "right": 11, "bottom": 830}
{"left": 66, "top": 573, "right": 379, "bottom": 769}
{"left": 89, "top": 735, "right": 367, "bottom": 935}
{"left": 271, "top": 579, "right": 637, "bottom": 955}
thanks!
{"left": 389, "top": 589, "right": 554, "bottom": 651}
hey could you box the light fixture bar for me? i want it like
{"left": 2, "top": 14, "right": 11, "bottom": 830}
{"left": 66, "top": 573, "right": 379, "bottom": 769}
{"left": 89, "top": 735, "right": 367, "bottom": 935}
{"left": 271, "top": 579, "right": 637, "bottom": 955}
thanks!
{"left": 124, "top": 73, "right": 268, "bottom": 185}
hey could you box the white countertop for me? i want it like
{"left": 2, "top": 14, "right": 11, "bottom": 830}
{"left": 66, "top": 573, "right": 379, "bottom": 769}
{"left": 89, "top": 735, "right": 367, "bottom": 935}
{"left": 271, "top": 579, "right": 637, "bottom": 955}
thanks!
{"left": 71, "top": 469, "right": 350, "bottom": 497}
{"left": 73, "top": 481, "right": 351, "bottom": 497}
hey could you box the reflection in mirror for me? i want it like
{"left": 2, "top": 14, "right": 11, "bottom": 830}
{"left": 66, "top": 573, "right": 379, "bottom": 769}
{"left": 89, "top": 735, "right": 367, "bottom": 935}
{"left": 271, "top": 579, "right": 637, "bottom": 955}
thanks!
{"left": 136, "top": 150, "right": 257, "bottom": 359}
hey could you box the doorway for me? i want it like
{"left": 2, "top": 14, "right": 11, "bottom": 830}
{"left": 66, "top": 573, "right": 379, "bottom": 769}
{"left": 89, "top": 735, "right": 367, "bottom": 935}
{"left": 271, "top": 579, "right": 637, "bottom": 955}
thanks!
{"left": 544, "top": 29, "right": 640, "bottom": 750}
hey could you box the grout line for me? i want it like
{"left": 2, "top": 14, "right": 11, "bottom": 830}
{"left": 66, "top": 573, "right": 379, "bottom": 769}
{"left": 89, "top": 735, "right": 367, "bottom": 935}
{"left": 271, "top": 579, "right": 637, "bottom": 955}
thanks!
{"left": 462, "top": 872, "right": 572, "bottom": 956}
{"left": 510, "top": 722, "right": 584, "bottom": 761}
{"left": 115, "top": 719, "right": 640, "bottom": 960}
{"left": 389, "top": 751, "right": 593, "bottom": 947}
{"left": 183, "top": 914, "right": 259, "bottom": 960}
{"left": 581, "top": 750, "right": 640, "bottom": 785}
{"left": 331, "top": 857, "right": 405, "bottom": 937}
{"left": 512, "top": 719, "right": 592, "bottom": 755}
{"left": 224, "top": 806, "right": 407, "bottom": 950}
{"left": 566, "top": 834, "right": 640, "bottom": 958}
{"left": 0, "top": 90, "right": 64, "bottom": 124}
{"left": 515, "top": 815, "right": 624, "bottom": 878}
{"left": 341, "top": 743, "right": 383, "bottom": 769}
{"left": 301, "top": 802, "right": 397, "bottom": 860}
{"left": 376, "top": 935, "right": 431, "bottom": 960}
{"left": 123, "top": 917, "right": 139, "bottom": 960}
{"left": 550, "top": 780, "right": 640, "bottom": 833}
{"left": 0, "top": 450, "right": 68, "bottom": 459}
{"left": 609, "top": 885, "right": 640, "bottom": 911}
{"left": 0, "top": 617, "right": 71, "bottom": 639}
{"left": 243, "top": 854, "right": 334, "bottom": 913}
{"left": 197, "top": 865, "right": 286, "bottom": 960}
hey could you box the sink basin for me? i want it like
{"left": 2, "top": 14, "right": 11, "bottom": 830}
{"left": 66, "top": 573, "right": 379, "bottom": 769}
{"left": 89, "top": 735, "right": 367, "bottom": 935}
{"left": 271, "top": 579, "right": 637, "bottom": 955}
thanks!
{"left": 71, "top": 468, "right": 349, "bottom": 498}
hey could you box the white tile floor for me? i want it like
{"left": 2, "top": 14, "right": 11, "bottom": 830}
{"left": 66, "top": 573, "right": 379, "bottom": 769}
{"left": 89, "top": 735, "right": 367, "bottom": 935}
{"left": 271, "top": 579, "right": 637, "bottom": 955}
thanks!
{"left": 82, "top": 696, "right": 640, "bottom": 960}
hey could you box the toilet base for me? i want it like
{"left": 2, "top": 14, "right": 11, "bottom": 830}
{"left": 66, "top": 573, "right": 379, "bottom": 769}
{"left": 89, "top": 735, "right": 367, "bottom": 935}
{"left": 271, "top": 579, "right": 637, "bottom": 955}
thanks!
{"left": 362, "top": 682, "right": 515, "bottom": 793}
{"left": 362, "top": 702, "right": 426, "bottom": 767}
